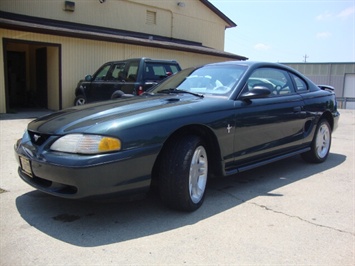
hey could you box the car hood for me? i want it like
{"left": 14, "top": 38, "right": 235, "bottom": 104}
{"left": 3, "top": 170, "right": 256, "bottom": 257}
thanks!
{"left": 28, "top": 95, "right": 210, "bottom": 135}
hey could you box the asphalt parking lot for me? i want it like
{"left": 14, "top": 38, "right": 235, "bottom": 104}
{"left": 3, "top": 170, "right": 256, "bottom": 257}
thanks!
{"left": 0, "top": 109, "right": 354, "bottom": 265}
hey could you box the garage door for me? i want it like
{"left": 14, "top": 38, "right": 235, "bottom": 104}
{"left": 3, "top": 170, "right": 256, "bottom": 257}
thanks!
{"left": 344, "top": 73, "right": 355, "bottom": 109}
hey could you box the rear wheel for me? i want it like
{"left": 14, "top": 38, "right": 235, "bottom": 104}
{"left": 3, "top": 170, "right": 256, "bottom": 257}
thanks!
{"left": 158, "top": 135, "right": 208, "bottom": 211}
{"left": 111, "top": 90, "right": 124, "bottom": 99}
{"left": 302, "top": 119, "right": 331, "bottom": 163}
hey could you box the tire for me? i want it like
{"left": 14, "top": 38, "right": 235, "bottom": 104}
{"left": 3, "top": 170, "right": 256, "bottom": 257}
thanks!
{"left": 74, "top": 95, "right": 86, "bottom": 106}
{"left": 158, "top": 135, "right": 208, "bottom": 212}
{"left": 111, "top": 90, "right": 124, "bottom": 99}
{"left": 302, "top": 119, "right": 331, "bottom": 163}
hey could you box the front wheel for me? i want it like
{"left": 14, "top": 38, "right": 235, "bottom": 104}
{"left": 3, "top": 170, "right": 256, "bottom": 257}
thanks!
{"left": 302, "top": 119, "right": 331, "bottom": 163}
{"left": 158, "top": 135, "right": 208, "bottom": 211}
{"left": 74, "top": 95, "right": 86, "bottom": 106}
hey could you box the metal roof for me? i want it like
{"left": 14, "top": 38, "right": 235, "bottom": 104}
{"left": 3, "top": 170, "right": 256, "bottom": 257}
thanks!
{"left": 200, "top": 0, "right": 237, "bottom": 28}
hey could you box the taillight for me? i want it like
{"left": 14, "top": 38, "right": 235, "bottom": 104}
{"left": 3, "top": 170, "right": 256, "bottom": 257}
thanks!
{"left": 138, "top": 86, "right": 144, "bottom": 95}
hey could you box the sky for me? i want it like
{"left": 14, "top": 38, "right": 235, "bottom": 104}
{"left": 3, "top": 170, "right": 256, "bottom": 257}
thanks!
{"left": 209, "top": 0, "right": 355, "bottom": 63}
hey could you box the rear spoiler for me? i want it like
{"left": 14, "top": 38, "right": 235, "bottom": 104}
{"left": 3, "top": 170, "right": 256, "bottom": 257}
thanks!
{"left": 318, "top": 85, "right": 334, "bottom": 91}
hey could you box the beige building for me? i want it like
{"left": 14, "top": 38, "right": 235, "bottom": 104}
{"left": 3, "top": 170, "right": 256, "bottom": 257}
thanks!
{"left": 0, "top": 0, "right": 247, "bottom": 113}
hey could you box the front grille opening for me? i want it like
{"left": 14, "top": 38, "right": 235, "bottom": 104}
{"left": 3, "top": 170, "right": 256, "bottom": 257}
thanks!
{"left": 32, "top": 176, "right": 78, "bottom": 195}
{"left": 28, "top": 131, "right": 50, "bottom": 146}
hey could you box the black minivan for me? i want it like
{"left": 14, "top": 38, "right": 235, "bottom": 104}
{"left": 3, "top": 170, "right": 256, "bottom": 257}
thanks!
{"left": 74, "top": 58, "right": 181, "bottom": 105}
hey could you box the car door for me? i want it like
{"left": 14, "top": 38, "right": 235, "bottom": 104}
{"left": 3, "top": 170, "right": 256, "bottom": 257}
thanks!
{"left": 103, "top": 62, "right": 127, "bottom": 97}
{"left": 88, "top": 62, "right": 128, "bottom": 102}
{"left": 87, "top": 63, "right": 113, "bottom": 102}
{"left": 117, "top": 60, "right": 139, "bottom": 94}
{"left": 232, "top": 67, "right": 307, "bottom": 168}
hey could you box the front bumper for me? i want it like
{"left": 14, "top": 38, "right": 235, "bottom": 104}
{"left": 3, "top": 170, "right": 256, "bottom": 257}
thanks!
{"left": 14, "top": 138, "right": 158, "bottom": 199}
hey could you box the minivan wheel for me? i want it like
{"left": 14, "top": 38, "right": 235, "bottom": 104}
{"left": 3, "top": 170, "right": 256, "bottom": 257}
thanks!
{"left": 74, "top": 95, "right": 86, "bottom": 106}
{"left": 158, "top": 135, "right": 208, "bottom": 212}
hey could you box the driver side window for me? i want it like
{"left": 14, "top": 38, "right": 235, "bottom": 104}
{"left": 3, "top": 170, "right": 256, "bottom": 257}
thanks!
{"left": 94, "top": 65, "right": 111, "bottom": 81}
{"left": 245, "top": 68, "right": 293, "bottom": 96}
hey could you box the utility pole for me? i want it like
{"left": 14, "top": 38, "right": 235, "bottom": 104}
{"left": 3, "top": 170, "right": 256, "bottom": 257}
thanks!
{"left": 303, "top": 54, "right": 309, "bottom": 63}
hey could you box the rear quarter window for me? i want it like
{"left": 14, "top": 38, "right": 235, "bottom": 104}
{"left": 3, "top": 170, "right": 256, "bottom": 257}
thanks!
{"left": 144, "top": 62, "right": 180, "bottom": 81}
{"left": 292, "top": 74, "right": 308, "bottom": 92}
{"left": 169, "top": 65, "right": 180, "bottom": 73}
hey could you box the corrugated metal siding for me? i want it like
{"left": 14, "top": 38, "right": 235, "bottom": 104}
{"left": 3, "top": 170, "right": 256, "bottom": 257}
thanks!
{"left": 172, "top": 12, "right": 225, "bottom": 50}
{"left": 170, "top": 0, "right": 226, "bottom": 50}
{"left": 285, "top": 63, "right": 355, "bottom": 98}
{"left": 329, "top": 76, "right": 347, "bottom": 97}
{"left": 305, "top": 76, "right": 329, "bottom": 85}
{"left": 47, "top": 46, "right": 59, "bottom": 110}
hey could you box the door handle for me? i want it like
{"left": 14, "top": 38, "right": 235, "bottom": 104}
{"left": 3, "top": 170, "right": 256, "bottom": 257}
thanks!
{"left": 293, "top": 106, "right": 302, "bottom": 112}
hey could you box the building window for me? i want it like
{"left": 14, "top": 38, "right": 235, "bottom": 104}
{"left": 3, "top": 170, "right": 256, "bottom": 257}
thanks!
{"left": 146, "top": 10, "right": 156, "bottom": 25}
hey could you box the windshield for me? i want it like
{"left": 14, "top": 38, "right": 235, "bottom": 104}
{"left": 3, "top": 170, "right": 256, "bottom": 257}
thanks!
{"left": 149, "top": 65, "right": 247, "bottom": 97}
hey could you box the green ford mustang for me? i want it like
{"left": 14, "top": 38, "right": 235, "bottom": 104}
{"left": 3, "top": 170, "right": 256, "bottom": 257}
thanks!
{"left": 15, "top": 61, "right": 340, "bottom": 211}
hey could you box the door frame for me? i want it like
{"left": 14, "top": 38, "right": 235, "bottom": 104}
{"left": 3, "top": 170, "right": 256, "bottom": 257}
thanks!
{"left": 3, "top": 38, "right": 62, "bottom": 112}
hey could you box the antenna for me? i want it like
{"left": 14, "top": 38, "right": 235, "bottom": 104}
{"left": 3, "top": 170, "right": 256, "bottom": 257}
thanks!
{"left": 303, "top": 54, "right": 309, "bottom": 63}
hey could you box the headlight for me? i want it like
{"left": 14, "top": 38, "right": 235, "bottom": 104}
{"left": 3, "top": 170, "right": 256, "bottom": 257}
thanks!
{"left": 50, "top": 134, "right": 121, "bottom": 154}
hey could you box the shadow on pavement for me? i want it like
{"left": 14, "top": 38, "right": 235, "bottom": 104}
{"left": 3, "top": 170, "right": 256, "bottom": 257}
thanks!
{"left": 15, "top": 153, "right": 346, "bottom": 247}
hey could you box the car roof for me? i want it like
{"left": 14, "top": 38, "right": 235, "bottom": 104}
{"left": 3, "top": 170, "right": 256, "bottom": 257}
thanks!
{"left": 104, "top": 57, "right": 179, "bottom": 64}
{"left": 206, "top": 61, "right": 284, "bottom": 68}
{"left": 205, "top": 60, "right": 306, "bottom": 76}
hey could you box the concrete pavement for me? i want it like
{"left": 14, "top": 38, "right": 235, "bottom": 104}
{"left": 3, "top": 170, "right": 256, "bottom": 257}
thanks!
{"left": 0, "top": 109, "right": 354, "bottom": 265}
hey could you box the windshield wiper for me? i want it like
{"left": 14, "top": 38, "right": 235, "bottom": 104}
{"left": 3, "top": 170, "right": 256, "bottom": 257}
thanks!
{"left": 157, "top": 88, "right": 204, "bottom": 98}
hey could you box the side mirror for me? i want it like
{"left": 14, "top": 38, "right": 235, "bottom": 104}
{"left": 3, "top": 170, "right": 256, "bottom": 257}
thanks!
{"left": 240, "top": 86, "right": 271, "bottom": 100}
{"left": 84, "top": 74, "right": 93, "bottom": 81}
